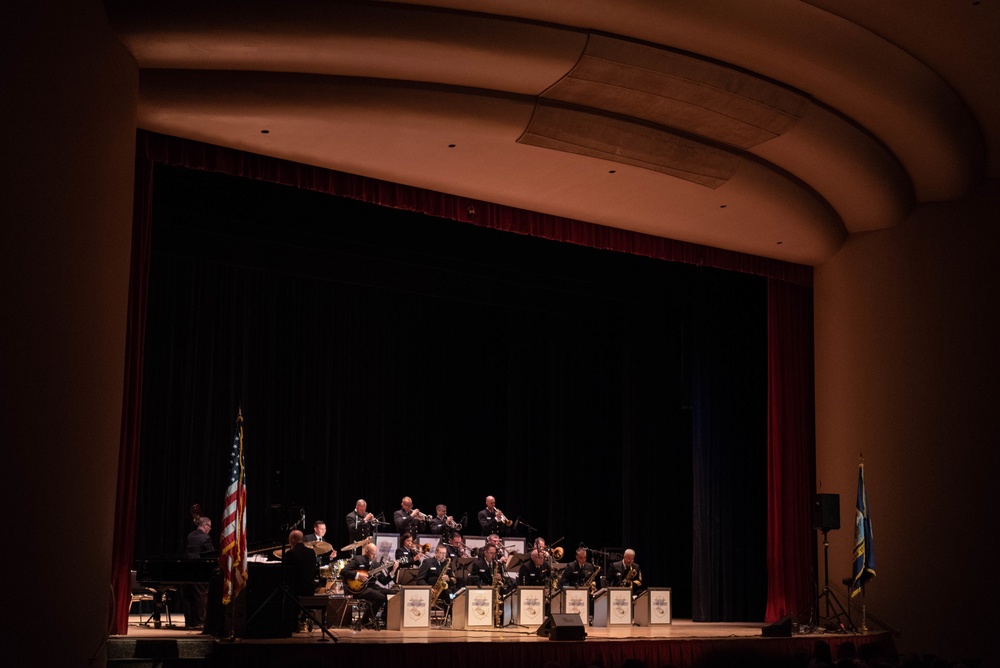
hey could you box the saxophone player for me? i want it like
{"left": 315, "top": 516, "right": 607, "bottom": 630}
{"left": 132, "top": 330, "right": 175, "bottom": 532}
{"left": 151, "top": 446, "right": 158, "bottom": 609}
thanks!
{"left": 469, "top": 544, "right": 501, "bottom": 586}
{"left": 416, "top": 544, "right": 452, "bottom": 589}
{"left": 606, "top": 549, "right": 644, "bottom": 594}
{"left": 561, "top": 548, "right": 598, "bottom": 589}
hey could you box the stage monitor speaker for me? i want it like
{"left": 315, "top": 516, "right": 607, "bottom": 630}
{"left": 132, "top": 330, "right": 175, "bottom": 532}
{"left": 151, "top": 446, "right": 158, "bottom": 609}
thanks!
{"left": 762, "top": 615, "right": 794, "bottom": 637}
{"left": 536, "top": 613, "right": 587, "bottom": 640}
{"left": 813, "top": 493, "right": 840, "bottom": 531}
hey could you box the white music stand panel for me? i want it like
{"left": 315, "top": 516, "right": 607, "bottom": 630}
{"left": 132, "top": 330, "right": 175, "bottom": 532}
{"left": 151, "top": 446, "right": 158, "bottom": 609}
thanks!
{"left": 386, "top": 586, "right": 431, "bottom": 630}
{"left": 633, "top": 588, "right": 672, "bottom": 626}
{"left": 451, "top": 587, "right": 494, "bottom": 629}
{"left": 592, "top": 587, "right": 633, "bottom": 627}
{"left": 551, "top": 587, "right": 589, "bottom": 625}
{"left": 511, "top": 587, "right": 546, "bottom": 627}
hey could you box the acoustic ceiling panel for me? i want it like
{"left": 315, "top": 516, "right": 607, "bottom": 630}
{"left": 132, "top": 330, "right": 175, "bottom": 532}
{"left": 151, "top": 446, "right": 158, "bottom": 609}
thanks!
{"left": 519, "top": 102, "right": 741, "bottom": 188}
{"left": 542, "top": 34, "right": 809, "bottom": 149}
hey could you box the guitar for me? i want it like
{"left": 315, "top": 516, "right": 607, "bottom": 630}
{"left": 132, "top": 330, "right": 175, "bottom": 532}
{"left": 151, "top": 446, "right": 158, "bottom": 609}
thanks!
{"left": 343, "top": 558, "right": 396, "bottom": 593}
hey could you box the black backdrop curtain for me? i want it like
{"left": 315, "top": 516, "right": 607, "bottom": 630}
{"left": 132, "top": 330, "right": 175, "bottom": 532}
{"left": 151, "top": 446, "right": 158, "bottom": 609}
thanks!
{"left": 116, "top": 132, "right": 814, "bottom": 630}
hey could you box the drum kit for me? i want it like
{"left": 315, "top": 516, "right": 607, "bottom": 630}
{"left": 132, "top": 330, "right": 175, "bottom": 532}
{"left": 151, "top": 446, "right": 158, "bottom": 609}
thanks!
{"left": 270, "top": 536, "right": 373, "bottom": 594}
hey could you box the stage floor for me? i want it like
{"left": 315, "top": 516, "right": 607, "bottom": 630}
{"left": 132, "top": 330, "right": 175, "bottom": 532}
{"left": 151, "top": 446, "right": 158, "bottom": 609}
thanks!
{"left": 119, "top": 613, "right": 874, "bottom": 643}
{"left": 111, "top": 613, "right": 896, "bottom": 668}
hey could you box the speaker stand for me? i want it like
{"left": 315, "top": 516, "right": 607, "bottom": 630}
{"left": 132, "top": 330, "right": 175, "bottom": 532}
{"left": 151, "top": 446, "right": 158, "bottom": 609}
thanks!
{"left": 813, "top": 529, "right": 855, "bottom": 633}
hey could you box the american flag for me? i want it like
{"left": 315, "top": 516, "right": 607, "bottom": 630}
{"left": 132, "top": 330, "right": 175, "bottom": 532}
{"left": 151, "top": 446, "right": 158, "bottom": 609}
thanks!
{"left": 220, "top": 410, "right": 247, "bottom": 605}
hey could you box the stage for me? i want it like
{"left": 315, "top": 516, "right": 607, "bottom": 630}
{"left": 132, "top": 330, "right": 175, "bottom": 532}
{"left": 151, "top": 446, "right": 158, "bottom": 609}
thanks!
{"left": 109, "top": 613, "right": 897, "bottom": 668}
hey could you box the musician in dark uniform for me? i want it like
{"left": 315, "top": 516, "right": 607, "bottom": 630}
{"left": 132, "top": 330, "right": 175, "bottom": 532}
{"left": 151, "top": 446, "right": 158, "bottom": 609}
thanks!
{"left": 393, "top": 496, "right": 427, "bottom": 535}
{"left": 606, "top": 548, "right": 643, "bottom": 594}
{"left": 477, "top": 495, "right": 510, "bottom": 536}
{"left": 518, "top": 549, "right": 551, "bottom": 586}
{"left": 561, "top": 548, "right": 597, "bottom": 588}
{"left": 394, "top": 533, "right": 424, "bottom": 569}
{"left": 468, "top": 544, "right": 502, "bottom": 586}
{"left": 345, "top": 499, "right": 375, "bottom": 554}
{"left": 415, "top": 544, "right": 452, "bottom": 587}
{"left": 428, "top": 504, "right": 458, "bottom": 537}
{"left": 341, "top": 542, "right": 389, "bottom": 623}
{"left": 284, "top": 530, "right": 320, "bottom": 597}
{"left": 183, "top": 516, "right": 214, "bottom": 627}
{"left": 445, "top": 533, "right": 470, "bottom": 560}
{"left": 303, "top": 520, "right": 336, "bottom": 566}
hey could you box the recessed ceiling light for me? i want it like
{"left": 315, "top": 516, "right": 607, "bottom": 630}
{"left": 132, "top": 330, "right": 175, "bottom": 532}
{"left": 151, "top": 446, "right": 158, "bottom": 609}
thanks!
{"left": 448, "top": 144, "right": 456, "bottom": 148}
{"left": 608, "top": 170, "right": 616, "bottom": 174}
{"left": 260, "top": 130, "right": 269, "bottom": 134}
{"left": 719, "top": 204, "right": 727, "bottom": 209}
{"left": 776, "top": 241, "right": 783, "bottom": 245}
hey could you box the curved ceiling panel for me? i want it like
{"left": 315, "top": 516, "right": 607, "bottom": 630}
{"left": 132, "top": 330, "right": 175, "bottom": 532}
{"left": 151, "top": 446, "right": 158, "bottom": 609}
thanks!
{"left": 138, "top": 71, "right": 845, "bottom": 263}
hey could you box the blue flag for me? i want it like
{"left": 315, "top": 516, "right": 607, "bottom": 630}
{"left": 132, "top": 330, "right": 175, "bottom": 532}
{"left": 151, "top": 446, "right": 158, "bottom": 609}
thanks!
{"left": 851, "top": 462, "right": 876, "bottom": 596}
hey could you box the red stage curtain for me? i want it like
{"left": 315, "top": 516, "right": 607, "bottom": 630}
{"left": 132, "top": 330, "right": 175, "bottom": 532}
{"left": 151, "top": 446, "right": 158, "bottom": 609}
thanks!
{"left": 109, "top": 155, "right": 153, "bottom": 635}
{"left": 765, "top": 278, "right": 817, "bottom": 621}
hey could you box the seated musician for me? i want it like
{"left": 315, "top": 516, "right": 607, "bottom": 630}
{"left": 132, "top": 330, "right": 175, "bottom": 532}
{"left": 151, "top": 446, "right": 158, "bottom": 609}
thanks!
{"left": 606, "top": 549, "right": 644, "bottom": 595}
{"left": 468, "top": 544, "right": 502, "bottom": 587}
{"left": 395, "top": 532, "right": 425, "bottom": 569}
{"left": 561, "top": 548, "right": 597, "bottom": 589}
{"left": 345, "top": 499, "right": 376, "bottom": 554}
{"left": 342, "top": 542, "right": 390, "bottom": 623}
{"left": 303, "top": 520, "right": 336, "bottom": 566}
{"left": 416, "top": 544, "right": 452, "bottom": 588}
{"left": 517, "top": 548, "right": 550, "bottom": 586}
{"left": 445, "top": 533, "right": 470, "bottom": 560}
{"left": 393, "top": 496, "right": 427, "bottom": 535}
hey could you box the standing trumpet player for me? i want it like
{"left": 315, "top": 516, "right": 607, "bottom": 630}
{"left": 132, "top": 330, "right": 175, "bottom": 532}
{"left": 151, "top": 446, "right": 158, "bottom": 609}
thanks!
{"left": 478, "top": 495, "right": 512, "bottom": 536}
{"left": 429, "top": 504, "right": 462, "bottom": 537}
{"left": 393, "top": 496, "right": 428, "bottom": 534}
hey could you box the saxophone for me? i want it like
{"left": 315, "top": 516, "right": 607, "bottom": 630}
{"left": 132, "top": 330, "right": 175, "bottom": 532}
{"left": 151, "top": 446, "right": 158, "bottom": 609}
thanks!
{"left": 429, "top": 557, "right": 451, "bottom": 608}
{"left": 581, "top": 565, "right": 601, "bottom": 594}
{"left": 623, "top": 565, "right": 641, "bottom": 590}
{"left": 492, "top": 562, "right": 505, "bottom": 627}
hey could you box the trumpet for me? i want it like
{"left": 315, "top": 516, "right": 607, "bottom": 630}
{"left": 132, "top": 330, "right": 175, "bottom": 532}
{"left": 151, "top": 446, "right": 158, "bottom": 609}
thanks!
{"left": 446, "top": 516, "right": 463, "bottom": 531}
{"left": 412, "top": 509, "right": 432, "bottom": 521}
{"left": 495, "top": 509, "right": 513, "bottom": 526}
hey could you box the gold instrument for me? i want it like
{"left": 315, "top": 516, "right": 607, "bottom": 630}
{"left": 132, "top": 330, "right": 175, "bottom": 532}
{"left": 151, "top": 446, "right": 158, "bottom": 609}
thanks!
{"left": 492, "top": 561, "right": 505, "bottom": 627}
{"left": 495, "top": 509, "right": 513, "bottom": 526}
{"left": 420, "top": 543, "right": 432, "bottom": 554}
{"left": 429, "top": 557, "right": 451, "bottom": 608}
{"left": 623, "top": 565, "right": 642, "bottom": 589}
{"left": 581, "top": 565, "right": 601, "bottom": 594}
{"left": 546, "top": 567, "right": 563, "bottom": 600}
{"left": 551, "top": 546, "right": 564, "bottom": 560}
{"left": 445, "top": 516, "right": 463, "bottom": 531}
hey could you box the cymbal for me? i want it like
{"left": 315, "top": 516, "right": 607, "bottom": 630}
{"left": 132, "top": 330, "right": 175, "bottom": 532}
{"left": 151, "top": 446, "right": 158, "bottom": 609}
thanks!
{"left": 341, "top": 536, "right": 372, "bottom": 551}
{"left": 272, "top": 548, "right": 285, "bottom": 559}
{"left": 304, "top": 540, "right": 334, "bottom": 555}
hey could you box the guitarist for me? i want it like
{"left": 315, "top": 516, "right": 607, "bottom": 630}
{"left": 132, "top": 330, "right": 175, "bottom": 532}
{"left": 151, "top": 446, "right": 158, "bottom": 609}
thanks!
{"left": 341, "top": 542, "right": 389, "bottom": 624}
